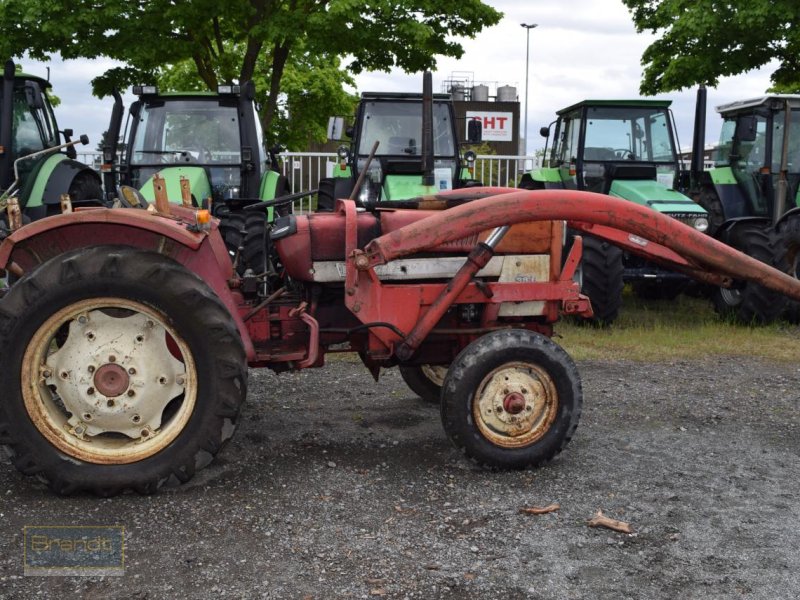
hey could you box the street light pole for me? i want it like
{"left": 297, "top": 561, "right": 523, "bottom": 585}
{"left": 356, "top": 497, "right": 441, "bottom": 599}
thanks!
{"left": 521, "top": 23, "right": 537, "bottom": 156}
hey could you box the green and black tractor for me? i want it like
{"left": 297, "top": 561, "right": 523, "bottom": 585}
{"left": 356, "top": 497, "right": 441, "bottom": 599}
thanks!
{"left": 320, "top": 71, "right": 482, "bottom": 209}
{"left": 521, "top": 99, "right": 710, "bottom": 325}
{"left": 686, "top": 89, "right": 800, "bottom": 323}
{"left": 103, "top": 82, "right": 290, "bottom": 273}
{"left": 0, "top": 59, "right": 102, "bottom": 224}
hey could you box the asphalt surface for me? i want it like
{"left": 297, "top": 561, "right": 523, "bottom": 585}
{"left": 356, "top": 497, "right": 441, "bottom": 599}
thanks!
{"left": 1, "top": 355, "right": 799, "bottom": 598}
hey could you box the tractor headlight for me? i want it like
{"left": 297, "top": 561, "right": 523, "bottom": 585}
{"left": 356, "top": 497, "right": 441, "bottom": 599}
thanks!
{"left": 692, "top": 217, "right": 709, "bottom": 233}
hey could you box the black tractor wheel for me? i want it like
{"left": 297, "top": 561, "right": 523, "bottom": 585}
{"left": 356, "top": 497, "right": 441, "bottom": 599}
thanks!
{"left": 440, "top": 329, "right": 582, "bottom": 469}
{"left": 711, "top": 224, "right": 786, "bottom": 324}
{"left": 0, "top": 246, "right": 247, "bottom": 495}
{"left": 68, "top": 172, "right": 104, "bottom": 205}
{"left": 777, "top": 214, "right": 800, "bottom": 323}
{"left": 217, "top": 208, "right": 267, "bottom": 276}
{"left": 577, "top": 234, "right": 624, "bottom": 326}
{"left": 399, "top": 364, "right": 448, "bottom": 404}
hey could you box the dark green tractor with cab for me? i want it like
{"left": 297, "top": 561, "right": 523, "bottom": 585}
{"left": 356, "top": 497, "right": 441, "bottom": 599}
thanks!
{"left": 686, "top": 91, "right": 800, "bottom": 323}
{"left": 521, "top": 99, "right": 709, "bottom": 325}
{"left": 103, "top": 82, "right": 290, "bottom": 274}
{"left": 320, "top": 72, "right": 481, "bottom": 209}
{"left": 0, "top": 60, "right": 102, "bottom": 226}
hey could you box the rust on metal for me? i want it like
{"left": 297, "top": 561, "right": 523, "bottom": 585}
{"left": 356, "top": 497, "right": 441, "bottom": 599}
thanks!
{"left": 152, "top": 173, "right": 170, "bottom": 215}
{"left": 179, "top": 176, "right": 192, "bottom": 208}
{"left": 364, "top": 188, "right": 800, "bottom": 303}
{"left": 93, "top": 363, "right": 129, "bottom": 397}
{"left": 59, "top": 193, "right": 73, "bottom": 214}
{"left": 6, "top": 197, "right": 21, "bottom": 231}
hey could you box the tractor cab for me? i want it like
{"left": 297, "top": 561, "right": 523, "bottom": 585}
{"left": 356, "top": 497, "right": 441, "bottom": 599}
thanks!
{"left": 0, "top": 60, "right": 102, "bottom": 221}
{"left": 108, "top": 84, "right": 287, "bottom": 209}
{"left": 521, "top": 100, "right": 709, "bottom": 321}
{"left": 321, "top": 72, "right": 481, "bottom": 210}
{"left": 707, "top": 96, "right": 800, "bottom": 226}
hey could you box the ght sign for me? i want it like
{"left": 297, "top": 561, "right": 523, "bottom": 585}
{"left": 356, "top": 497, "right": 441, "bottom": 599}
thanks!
{"left": 466, "top": 111, "right": 514, "bottom": 142}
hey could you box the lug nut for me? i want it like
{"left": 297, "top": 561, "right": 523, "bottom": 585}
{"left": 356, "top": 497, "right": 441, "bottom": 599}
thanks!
{"left": 128, "top": 367, "right": 136, "bottom": 375}
{"left": 176, "top": 376, "right": 185, "bottom": 386}
{"left": 107, "top": 399, "right": 115, "bottom": 408}
{"left": 140, "top": 429, "right": 150, "bottom": 438}
{"left": 78, "top": 315, "right": 88, "bottom": 324}
{"left": 127, "top": 389, "right": 135, "bottom": 397}
{"left": 42, "top": 370, "right": 52, "bottom": 378}
{"left": 88, "top": 365, "right": 95, "bottom": 373}
{"left": 87, "top": 387, "right": 95, "bottom": 395}
{"left": 108, "top": 355, "right": 116, "bottom": 363}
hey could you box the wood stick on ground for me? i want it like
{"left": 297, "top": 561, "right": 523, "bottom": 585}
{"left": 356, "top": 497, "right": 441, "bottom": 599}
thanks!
{"left": 519, "top": 503, "right": 560, "bottom": 515}
{"left": 587, "top": 510, "right": 633, "bottom": 534}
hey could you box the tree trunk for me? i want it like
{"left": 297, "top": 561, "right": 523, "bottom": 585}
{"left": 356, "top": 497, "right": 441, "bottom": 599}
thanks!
{"left": 260, "top": 41, "right": 290, "bottom": 145}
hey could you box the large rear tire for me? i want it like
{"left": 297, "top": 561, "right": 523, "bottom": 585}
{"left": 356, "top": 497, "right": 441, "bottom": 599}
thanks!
{"left": 711, "top": 224, "right": 785, "bottom": 324}
{"left": 578, "top": 234, "right": 624, "bottom": 326}
{"left": 0, "top": 246, "right": 247, "bottom": 495}
{"left": 440, "top": 329, "right": 582, "bottom": 469}
{"left": 777, "top": 214, "right": 800, "bottom": 323}
{"left": 217, "top": 208, "right": 267, "bottom": 276}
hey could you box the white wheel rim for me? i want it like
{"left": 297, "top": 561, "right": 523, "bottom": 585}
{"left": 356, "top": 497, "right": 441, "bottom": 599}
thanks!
{"left": 421, "top": 364, "right": 448, "bottom": 387}
{"left": 22, "top": 298, "right": 197, "bottom": 464}
{"left": 472, "top": 362, "right": 558, "bottom": 448}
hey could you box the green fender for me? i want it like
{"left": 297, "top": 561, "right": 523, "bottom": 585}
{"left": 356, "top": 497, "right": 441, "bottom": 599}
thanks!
{"left": 528, "top": 167, "right": 563, "bottom": 184}
{"left": 139, "top": 166, "right": 211, "bottom": 205}
{"left": 22, "top": 154, "right": 67, "bottom": 209}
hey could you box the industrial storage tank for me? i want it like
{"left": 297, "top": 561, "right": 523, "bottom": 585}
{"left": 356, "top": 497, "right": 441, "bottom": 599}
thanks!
{"left": 449, "top": 84, "right": 465, "bottom": 102}
{"left": 497, "top": 85, "right": 517, "bottom": 102}
{"left": 471, "top": 84, "right": 489, "bottom": 102}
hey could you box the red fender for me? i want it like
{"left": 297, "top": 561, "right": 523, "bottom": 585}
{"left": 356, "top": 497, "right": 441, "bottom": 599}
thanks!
{"left": 0, "top": 207, "right": 256, "bottom": 360}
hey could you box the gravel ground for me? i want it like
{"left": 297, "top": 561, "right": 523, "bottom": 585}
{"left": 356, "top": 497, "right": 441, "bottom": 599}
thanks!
{"left": 1, "top": 355, "right": 800, "bottom": 599}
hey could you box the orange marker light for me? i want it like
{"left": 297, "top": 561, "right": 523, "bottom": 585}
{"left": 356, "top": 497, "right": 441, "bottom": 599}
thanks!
{"left": 196, "top": 209, "right": 211, "bottom": 225}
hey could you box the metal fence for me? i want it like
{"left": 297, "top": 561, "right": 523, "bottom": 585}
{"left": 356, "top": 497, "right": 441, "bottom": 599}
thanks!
{"left": 75, "top": 151, "right": 538, "bottom": 212}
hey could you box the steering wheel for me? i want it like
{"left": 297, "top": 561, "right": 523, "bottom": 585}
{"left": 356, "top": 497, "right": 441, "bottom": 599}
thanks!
{"left": 613, "top": 149, "right": 635, "bottom": 160}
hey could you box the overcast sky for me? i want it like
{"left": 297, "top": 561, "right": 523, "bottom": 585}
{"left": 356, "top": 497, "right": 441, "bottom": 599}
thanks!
{"left": 17, "top": 0, "right": 775, "bottom": 158}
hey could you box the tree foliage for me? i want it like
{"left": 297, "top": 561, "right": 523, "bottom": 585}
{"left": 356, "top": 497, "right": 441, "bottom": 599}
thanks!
{"left": 0, "top": 0, "right": 502, "bottom": 148}
{"left": 623, "top": 0, "right": 800, "bottom": 94}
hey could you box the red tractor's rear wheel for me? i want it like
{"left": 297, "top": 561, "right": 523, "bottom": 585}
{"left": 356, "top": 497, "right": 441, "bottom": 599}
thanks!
{"left": 440, "top": 329, "right": 582, "bottom": 469}
{"left": 0, "top": 246, "right": 247, "bottom": 495}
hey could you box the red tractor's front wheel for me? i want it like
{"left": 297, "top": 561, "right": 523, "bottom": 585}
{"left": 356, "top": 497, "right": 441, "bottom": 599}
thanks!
{"left": 440, "top": 329, "right": 582, "bottom": 469}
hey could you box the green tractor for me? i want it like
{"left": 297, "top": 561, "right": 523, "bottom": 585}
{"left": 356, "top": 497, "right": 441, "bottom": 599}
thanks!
{"left": 103, "top": 82, "right": 290, "bottom": 273}
{"left": 521, "top": 99, "right": 710, "bottom": 325}
{"left": 687, "top": 90, "right": 800, "bottom": 323}
{"left": 0, "top": 60, "right": 102, "bottom": 225}
{"left": 320, "top": 71, "right": 482, "bottom": 209}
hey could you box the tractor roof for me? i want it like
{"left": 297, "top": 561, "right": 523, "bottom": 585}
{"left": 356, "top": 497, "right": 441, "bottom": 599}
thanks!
{"left": 557, "top": 99, "right": 672, "bottom": 115}
{"left": 360, "top": 92, "right": 451, "bottom": 101}
{"left": 716, "top": 95, "right": 800, "bottom": 114}
{"left": 140, "top": 91, "right": 221, "bottom": 100}
{"left": 15, "top": 72, "right": 51, "bottom": 89}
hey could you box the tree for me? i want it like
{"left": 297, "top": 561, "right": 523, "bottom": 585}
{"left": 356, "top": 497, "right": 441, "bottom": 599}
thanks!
{"left": 623, "top": 0, "right": 800, "bottom": 94}
{"left": 0, "top": 0, "right": 502, "bottom": 148}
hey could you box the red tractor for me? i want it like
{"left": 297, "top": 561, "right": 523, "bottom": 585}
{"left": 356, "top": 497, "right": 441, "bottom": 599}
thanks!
{"left": 0, "top": 184, "right": 798, "bottom": 495}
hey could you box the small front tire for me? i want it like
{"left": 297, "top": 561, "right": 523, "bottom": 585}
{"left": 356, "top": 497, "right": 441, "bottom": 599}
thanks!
{"left": 440, "top": 329, "right": 582, "bottom": 469}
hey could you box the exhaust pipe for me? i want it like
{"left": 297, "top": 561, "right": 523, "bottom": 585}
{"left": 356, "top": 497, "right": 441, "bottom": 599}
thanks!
{"left": 0, "top": 60, "right": 16, "bottom": 190}
{"left": 421, "top": 71, "right": 434, "bottom": 186}
{"left": 102, "top": 89, "right": 124, "bottom": 199}
{"left": 690, "top": 85, "right": 707, "bottom": 184}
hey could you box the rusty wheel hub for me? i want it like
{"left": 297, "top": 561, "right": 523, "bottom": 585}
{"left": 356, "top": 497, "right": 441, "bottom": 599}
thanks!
{"left": 22, "top": 299, "right": 197, "bottom": 464}
{"left": 93, "top": 363, "right": 129, "bottom": 398}
{"left": 472, "top": 362, "right": 559, "bottom": 448}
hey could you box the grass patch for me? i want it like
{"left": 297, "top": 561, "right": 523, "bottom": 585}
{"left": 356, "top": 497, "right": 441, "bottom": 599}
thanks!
{"left": 556, "top": 289, "right": 800, "bottom": 363}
